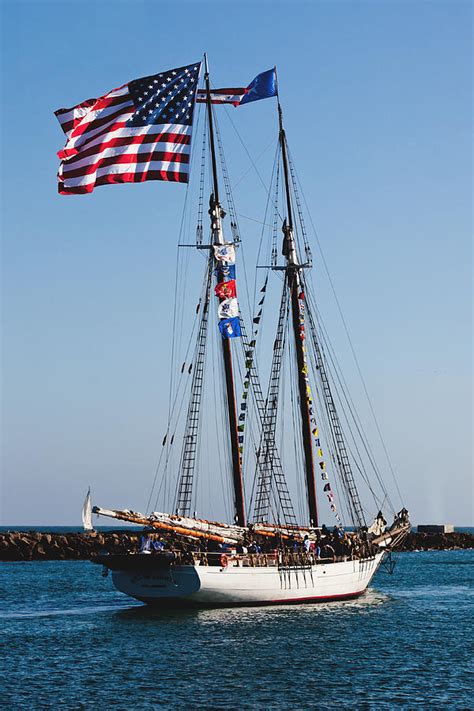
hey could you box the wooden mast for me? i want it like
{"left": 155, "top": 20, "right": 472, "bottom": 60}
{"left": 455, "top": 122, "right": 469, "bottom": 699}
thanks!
{"left": 204, "top": 55, "right": 246, "bottom": 527}
{"left": 278, "top": 101, "right": 319, "bottom": 527}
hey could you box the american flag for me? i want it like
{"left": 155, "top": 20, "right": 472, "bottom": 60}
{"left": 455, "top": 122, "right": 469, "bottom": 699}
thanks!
{"left": 55, "top": 62, "right": 201, "bottom": 195}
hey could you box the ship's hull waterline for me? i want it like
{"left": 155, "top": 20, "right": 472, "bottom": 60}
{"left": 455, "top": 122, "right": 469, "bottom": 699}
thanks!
{"left": 106, "top": 552, "right": 385, "bottom": 607}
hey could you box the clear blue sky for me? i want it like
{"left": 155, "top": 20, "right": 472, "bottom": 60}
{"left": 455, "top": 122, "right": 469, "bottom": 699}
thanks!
{"left": 1, "top": 0, "right": 472, "bottom": 526}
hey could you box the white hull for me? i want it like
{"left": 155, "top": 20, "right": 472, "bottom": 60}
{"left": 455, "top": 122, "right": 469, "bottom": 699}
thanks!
{"left": 111, "top": 552, "right": 385, "bottom": 606}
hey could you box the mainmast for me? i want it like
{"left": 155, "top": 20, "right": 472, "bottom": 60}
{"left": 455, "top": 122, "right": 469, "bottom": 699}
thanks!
{"left": 278, "top": 101, "right": 319, "bottom": 527}
{"left": 204, "top": 55, "right": 246, "bottom": 527}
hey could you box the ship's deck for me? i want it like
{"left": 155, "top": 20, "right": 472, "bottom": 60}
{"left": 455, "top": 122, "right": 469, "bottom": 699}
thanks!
{"left": 92, "top": 549, "right": 377, "bottom": 572}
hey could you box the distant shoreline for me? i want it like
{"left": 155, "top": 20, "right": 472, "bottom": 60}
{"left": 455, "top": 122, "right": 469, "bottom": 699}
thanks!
{"left": 0, "top": 530, "right": 472, "bottom": 561}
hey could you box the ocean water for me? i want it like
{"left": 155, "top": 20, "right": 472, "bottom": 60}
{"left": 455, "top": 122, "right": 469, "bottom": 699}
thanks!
{"left": 1, "top": 549, "right": 472, "bottom": 709}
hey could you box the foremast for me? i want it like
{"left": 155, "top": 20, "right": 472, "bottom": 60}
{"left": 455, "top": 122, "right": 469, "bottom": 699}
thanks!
{"left": 204, "top": 56, "right": 246, "bottom": 527}
{"left": 278, "top": 102, "right": 319, "bottom": 527}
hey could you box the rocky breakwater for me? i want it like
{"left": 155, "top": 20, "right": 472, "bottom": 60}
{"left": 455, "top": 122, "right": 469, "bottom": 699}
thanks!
{"left": 0, "top": 531, "right": 141, "bottom": 561}
{"left": 398, "top": 531, "right": 473, "bottom": 552}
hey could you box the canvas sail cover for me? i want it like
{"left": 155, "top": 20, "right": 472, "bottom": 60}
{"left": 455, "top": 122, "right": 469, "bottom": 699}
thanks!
{"left": 368, "top": 511, "right": 387, "bottom": 536}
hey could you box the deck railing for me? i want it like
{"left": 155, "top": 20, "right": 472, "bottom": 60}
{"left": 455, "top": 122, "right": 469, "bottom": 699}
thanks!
{"left": 136, "top": 547, "right": 378, "bottom": 568}
{"left": 188, "top": 550, "right": 357, "bottom": 568}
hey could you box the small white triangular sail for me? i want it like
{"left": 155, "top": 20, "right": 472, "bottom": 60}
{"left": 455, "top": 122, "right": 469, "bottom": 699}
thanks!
{"left": 368, "top": 511, "right": 387, "bottom": 537}
{"left": 82, "top": 487, "right": 93, "bottom": 531}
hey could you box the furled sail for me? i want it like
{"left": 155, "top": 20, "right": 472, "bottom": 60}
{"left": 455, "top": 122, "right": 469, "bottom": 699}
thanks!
{"left": 82, "top": 488, "right": 93, "bottom": 531}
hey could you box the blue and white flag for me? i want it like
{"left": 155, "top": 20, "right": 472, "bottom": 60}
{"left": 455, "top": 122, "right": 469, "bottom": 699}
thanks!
{"left": 239, "top": 68, "right": 277, "bottom": 107}
{"left": 197, "top": 68, "right": 277, "bottom": 107}
{"left": 214, "top": 244, "right": 235, "bottom": 264}
{"left": 219, "top": 317, "right": 241, "bottom": 339}
{"left": 218, "top": 297, "right": 239, "bottom": 320}
{"left": 214, "top": 263, "right": 236, "bottom": 280}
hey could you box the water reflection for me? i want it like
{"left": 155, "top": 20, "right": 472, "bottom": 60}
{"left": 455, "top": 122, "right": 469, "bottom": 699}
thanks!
{"left": 114, "top": 587, "right": 390, "bottom": 623}
{"left": 3, "top": 552, "right": 472, "bottom": 708}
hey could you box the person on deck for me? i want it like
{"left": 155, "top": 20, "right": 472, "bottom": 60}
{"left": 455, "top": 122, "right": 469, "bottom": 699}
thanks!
{"left": 140, "top": 535, "right": 152, "bottom": 553}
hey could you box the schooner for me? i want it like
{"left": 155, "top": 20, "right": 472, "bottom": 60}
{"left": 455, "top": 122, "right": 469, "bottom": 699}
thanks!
{"left": 57, "top": 57, "right": 410, "bottom": 606}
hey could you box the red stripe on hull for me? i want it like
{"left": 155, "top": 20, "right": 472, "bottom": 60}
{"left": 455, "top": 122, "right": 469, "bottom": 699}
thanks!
{"left": 135, "top": 589, "right": 367, "bottom": 608}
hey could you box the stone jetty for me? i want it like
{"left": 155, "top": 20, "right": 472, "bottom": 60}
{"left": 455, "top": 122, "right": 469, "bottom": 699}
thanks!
{"left": 0, "top": 530, "right": 472, "bottom": 561}
{"left": 0, "top": 530, "right": 141, "bottom": 561}
{"left": 399, "top": 531, "right": 473, "bottom": 552}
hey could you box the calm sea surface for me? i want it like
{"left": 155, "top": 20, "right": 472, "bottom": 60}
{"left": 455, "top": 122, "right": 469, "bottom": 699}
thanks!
{"left": 1, "top": 545, "right": 472, "bottom": 709}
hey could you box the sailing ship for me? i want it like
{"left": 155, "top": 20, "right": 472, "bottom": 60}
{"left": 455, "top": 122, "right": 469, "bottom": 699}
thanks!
{"left": 73, "top": 57, "right": 410, "bottom": 605}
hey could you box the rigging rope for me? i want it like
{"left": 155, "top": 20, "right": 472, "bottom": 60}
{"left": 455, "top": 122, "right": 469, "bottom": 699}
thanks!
{"left": 290, "top": 152, "right": 404, "bottom": 508}
{"left": 175, "top": 255, "right": 213, "bottom": 516}
{"left": 307, "top": 287, "right": 396, "bottom": 514}
{"left": 252, "top": 278, "right": 295, "bottom": 524}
